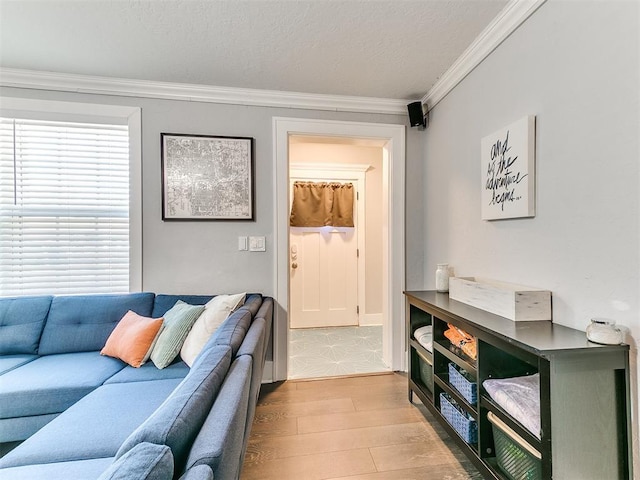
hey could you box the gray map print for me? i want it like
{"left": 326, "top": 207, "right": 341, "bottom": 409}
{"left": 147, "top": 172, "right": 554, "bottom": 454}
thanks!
{"left": 164, "top": 136, "right": 251, "bottom": 218}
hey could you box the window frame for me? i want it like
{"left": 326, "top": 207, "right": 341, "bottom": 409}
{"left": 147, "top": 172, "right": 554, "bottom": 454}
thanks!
{"left": 0, "top": 97, "right": 142, "bottom": 293}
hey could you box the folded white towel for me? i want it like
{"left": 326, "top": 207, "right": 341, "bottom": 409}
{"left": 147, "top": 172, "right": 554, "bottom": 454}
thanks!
{"left": 414, "top": 325, "right": 433, "bottom": 352}
{"left": 483, "top": 373, "right": 541, "bottom": 439}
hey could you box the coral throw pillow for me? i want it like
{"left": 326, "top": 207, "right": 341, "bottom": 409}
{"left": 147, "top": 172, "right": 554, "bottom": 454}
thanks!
{"left": 101, "top": 311, "right": 164, "bottom": 368}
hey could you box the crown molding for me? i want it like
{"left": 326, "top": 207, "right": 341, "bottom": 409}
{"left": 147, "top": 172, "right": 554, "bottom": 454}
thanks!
{"left": 423, "top": 0, "right": 547, "bottom": 110}
{"left": 0, "top": 68, "right": 409, "bottom": 115}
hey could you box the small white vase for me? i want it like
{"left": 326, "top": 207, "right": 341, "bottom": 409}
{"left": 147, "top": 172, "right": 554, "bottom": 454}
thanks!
{"left": 435, "top": 264, "right": 450, "bottom": 293}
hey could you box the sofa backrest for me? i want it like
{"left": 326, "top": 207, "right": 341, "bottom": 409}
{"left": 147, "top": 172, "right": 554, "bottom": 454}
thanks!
{"left": 151, "top": 293, "right": 262, "bottom": 319}
{"left": 252, "top": 297, "right": 273, "bottom": 363}
{"left": 204, "top": 308, "right": 253, "bottom": 357}
{"left": 115, "top": 344, "right": 232, "bottom": 476}
{"left": 184, "top": 355, "right": 252, "bottom": 480}
{"left": 0, "top": 295, "right": 52, "bottom": 355}
{"left": 235, "top": 317, "right": 267, "bottom": 468}
{"left": 151, "top": 295, "right": 213, "bottom": 318}
{"left": 180, "top": 465, "right": 214, "bottom": 480}
{"left": 38, "top": 293, "right": 155, "bottom": 355}
{"left": 239, "top": 294, "right": 263, "bottom": 317}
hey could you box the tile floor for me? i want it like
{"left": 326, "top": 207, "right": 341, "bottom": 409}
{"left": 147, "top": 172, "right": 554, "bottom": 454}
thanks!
{"left": 289, "top": 326, "right": 389, "bottom": 380}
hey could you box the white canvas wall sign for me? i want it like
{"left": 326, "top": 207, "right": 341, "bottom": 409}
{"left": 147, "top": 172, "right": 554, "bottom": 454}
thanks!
{"left": 481, "top": 115, "right": 535, "bottom": 220}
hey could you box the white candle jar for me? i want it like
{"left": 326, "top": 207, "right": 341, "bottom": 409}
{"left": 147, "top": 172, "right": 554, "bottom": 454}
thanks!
{"left": 435, "top": 264, "right": 450, "bottom": 293}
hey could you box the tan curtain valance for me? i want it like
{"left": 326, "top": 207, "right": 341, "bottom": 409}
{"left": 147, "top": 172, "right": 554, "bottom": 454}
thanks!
{"left": 290, "top": 181, "right": 354, "bottom": 227}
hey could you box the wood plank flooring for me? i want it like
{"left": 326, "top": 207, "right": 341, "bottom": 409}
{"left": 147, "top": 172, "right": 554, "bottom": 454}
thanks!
{"left": 241, "top": 373, "right": 483, "bottom": 480}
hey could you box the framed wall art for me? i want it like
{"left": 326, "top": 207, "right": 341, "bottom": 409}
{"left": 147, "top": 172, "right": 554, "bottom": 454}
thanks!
{"left": 161, "top": 133, "right": 255, "bottom": 221}
{"left": 481, "top": 115, "right": 536, "bottom": 220}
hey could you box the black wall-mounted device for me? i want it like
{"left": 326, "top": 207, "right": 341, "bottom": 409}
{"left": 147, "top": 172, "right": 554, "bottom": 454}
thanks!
{"left": 407, "top": 101, "right": 427, "bottom": 129}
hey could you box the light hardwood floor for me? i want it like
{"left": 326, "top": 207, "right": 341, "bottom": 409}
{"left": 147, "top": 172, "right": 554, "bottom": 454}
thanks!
{"left": 241, "top": 373, "right": 483, "bottom": 480}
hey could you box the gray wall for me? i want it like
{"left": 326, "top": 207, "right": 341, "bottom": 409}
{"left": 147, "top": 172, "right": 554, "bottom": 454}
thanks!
{"left": 420, "top": 0, "right": 639, "bottom": 469}
{"left": 0, "top": 86, "right": 424, "bottom": 298}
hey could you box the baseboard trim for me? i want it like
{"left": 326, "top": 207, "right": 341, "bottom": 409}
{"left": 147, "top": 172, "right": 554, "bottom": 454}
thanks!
{"left": 361, "top": 313, "right": 383, "bottom": 326}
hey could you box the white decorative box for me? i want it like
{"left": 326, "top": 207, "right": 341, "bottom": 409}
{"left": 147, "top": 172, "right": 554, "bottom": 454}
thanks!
{"left": 449, "top": 277, "right": 551, "bottom": 321}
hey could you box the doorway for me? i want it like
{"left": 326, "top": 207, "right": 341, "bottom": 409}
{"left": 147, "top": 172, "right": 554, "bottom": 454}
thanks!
{"left": 289, "top": 163, "right": 367, "bottom": 330}
{"left": 272, "top": 117, "right": 406, "bottom": 383}
{"left": 287, "top": 156, "right": 386, "bottom": 379}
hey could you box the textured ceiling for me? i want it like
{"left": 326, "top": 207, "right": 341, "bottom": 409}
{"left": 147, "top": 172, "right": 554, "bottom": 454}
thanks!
{"left": 0, "top": 0, "right": 508, "bottom": 100}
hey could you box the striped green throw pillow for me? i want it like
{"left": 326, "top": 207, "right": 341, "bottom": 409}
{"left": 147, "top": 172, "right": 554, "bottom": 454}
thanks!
{"left": 150, "top": 301, "right": 205, "bottom": 369}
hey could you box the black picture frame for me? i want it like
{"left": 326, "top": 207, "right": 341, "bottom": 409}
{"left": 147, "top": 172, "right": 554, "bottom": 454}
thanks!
{"left": 161, "top": 133, "right": 255, "bottom": 221}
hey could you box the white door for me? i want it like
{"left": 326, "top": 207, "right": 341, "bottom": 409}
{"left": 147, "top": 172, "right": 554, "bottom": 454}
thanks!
{"left": 289, "top": 181, "right": 359, "bottom": 329}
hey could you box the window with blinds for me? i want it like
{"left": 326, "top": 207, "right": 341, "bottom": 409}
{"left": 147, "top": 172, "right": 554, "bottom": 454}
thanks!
{"left": 0, "top": 117, "right": 130, "bottom": 296}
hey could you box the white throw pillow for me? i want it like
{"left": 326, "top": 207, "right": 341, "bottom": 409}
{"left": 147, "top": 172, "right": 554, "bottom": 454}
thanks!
{"left": 180, "top": 293, "right": 246, "bottom": 367}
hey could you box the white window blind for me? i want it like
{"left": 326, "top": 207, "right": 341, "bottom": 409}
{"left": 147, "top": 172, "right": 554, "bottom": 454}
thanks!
{"left": 0, "top": 117, "right": 130, "bottom": 296}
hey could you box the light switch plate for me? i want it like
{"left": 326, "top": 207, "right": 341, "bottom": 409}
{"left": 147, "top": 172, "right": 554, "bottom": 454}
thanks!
{"left": 238, "top": 236, "right": 248, "bottom": 251}
{"left": 249, "top": 236, "right": 266, "bottom": 252}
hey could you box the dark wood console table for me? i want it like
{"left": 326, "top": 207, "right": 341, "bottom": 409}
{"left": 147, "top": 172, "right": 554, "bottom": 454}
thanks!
{"left": 405, "top": 290, "right": 632, "bottom": 480}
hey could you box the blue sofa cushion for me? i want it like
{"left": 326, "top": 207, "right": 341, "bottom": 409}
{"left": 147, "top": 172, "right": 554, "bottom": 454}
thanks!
{"left": 0, "top": 378, "right": 182, "bottom": 468}
{"left": 0, "top": 295, "right": 52, "bottom": 354}
{"left": 254, "top": 297, "right": 273, "bottom": 355}
{"left": 0, "top": 413, "right": 60, "bottom": 444}
{"left": 238, "top": 294, "right": 263, "bottom": 317}
{"left": 179, "top": 465, "right": 214, "bottom": 480}
{"left": 98, "top": 443, "right": 173, "bottom": 480}
{"left": 185, "top": 356, "right": 251, "bottom": 480}
{"left": 205, "top": 308, "right": 253, "bottom": 357}
{"left": 0, "top": 352, "right": 125, "bottom": 419}
{"left": 152, "top": 295, "right": 213, "bottom": 318}
{"left": 39, "top": 293, "right": 155, "bottom": 355}
{"left": 0, "top": 354, "right": 37, "bottom": 375}
{"left": 105, "top": 360, "right": 189, "bottom": 384}
{"left": 235, "top": 317, "right": 267, "bottom": 462}
{"left": 0, "top": 457, "right": 113, "bottom": 480}
{"left": 116, "top": 345, "right": 232, "bottom": 474}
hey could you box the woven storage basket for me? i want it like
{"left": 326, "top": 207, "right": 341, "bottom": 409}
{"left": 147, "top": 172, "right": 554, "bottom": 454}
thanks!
{"left": 439, "top": 392, "right": 477, "bottom": 444}
{"left": 448, "top": 362, "right": 477, "bottom": 404}
{"left": 488, "top": 412, "right": 542, "bottom": 480}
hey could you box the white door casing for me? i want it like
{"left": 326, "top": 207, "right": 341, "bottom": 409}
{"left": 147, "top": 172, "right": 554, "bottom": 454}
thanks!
{"left": 272, "top": 117, "right": 406, "bottom": 382}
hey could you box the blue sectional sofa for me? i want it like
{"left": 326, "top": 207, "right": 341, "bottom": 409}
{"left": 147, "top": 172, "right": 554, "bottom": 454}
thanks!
{"left": 0, "top": 292, "right": 273, "bottom": 480}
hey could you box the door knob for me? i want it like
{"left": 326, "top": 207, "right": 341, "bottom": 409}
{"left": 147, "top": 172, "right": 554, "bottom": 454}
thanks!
{"left": 291, "top": 262, "right": 298, "bottom": 269}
